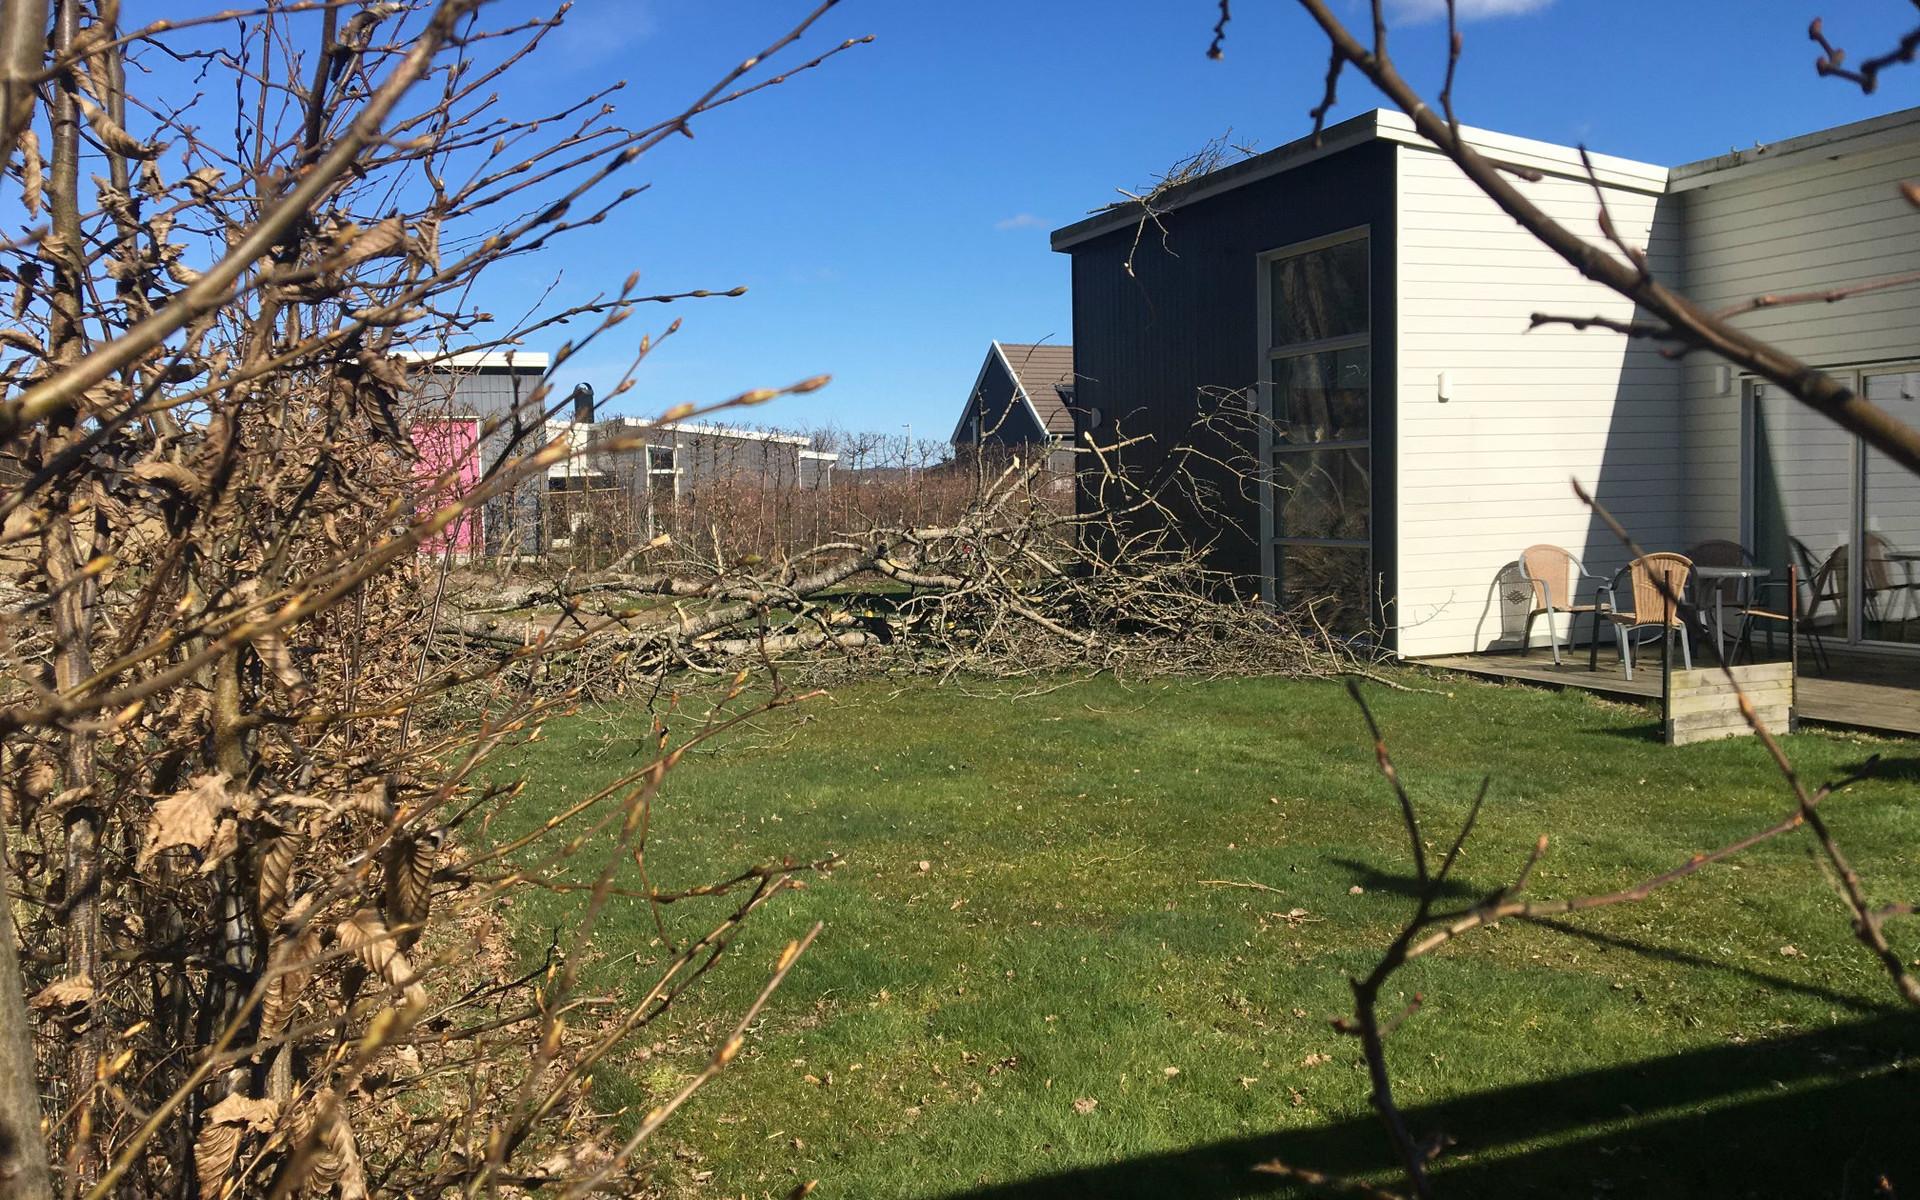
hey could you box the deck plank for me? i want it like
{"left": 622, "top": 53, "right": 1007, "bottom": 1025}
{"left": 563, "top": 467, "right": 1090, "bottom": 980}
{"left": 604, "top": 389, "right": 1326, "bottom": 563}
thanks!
{"left": 1417, "top": 653, "right": 1920, "bottom": 737}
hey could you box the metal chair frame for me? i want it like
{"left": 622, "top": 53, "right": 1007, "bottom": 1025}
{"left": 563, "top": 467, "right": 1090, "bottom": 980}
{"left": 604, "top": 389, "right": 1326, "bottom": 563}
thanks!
{"left": 1608, "top": 553, "right": 1693, "bottom": 682}
{"left": 1516, "top": 544, "right": 1610, "bottom": 667}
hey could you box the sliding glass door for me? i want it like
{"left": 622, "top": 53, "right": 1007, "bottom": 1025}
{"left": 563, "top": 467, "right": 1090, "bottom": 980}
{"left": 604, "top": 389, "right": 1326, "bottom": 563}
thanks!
{"left": 1258, "top": 229, "right": 1372, "bottom": 634}
{"left": 1751, "top": 366, "right": 1920, "bottom": 649}
{"left": 1862, "top": 369, "right": 1920, "bottom": 645}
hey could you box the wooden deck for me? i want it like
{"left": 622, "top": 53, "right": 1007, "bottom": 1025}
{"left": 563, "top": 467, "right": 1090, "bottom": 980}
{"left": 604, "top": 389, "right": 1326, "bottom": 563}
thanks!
{"left": 1418, "top": 651, "right": 1920, "bottom": 738}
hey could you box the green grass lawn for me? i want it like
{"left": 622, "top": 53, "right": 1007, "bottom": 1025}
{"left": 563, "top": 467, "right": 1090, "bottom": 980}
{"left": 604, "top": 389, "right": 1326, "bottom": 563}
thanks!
{"left": 485, "top": 669, "right": 1920, "bottom": 1199}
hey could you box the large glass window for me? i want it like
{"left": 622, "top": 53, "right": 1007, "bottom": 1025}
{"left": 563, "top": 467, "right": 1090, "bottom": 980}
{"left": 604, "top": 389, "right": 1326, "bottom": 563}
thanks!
{"left": 1270, "top": 238, "right": 1369, "bottom": 347}
{"left": 1863, "top": 370, "right": 1920, "bottom": 644}
{"left": 1261, "top": 231, "right": 1371, "bottom": 634}
{"left": 1751, "top": 368, "right": 1920, "bottom": 647}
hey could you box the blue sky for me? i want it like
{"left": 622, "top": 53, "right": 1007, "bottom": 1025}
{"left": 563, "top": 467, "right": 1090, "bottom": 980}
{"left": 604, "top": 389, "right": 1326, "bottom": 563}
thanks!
{"left": 206, "top": 2, "right": 1920, "bottom": 435}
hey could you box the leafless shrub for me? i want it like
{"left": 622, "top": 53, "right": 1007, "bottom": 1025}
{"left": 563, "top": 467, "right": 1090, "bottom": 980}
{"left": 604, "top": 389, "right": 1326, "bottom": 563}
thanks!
{"left": 1199, "top": 3, "right": 1920, "bottom": 1196}
{"left": 0, "top": 3, "right": 871, "bottom": 1197}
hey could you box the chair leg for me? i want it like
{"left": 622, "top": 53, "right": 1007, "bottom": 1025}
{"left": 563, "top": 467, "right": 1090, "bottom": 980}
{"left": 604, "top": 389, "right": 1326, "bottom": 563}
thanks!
{"left": 1617, "top": 623, "right": 1633, "bottom": 682}
{"left": 1806, "top": 624, "right": 1829, "bottom": 674}
{"left": 1547, "top": 603, "right": 1562, "bottom": 666}
{"left": 1520, "top": 611, "right": 1534, "bottom": 658}
{"left": 1679, "top": 625, "right": 1692, "bottom": 670}
{"left": 1588, "top": 609, "right": 1601, "bottom": 672}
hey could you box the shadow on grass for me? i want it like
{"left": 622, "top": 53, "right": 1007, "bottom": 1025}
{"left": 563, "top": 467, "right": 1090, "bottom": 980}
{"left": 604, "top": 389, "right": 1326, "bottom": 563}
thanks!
{"left": 934, "top": 1013, "right": 1919, "bottom": 1200}
{"left": 1597, "top": 719, "right": 1666, "bottom": 743}
{"left": 1330, "top": 858, "right": 1478, "bottom": 903}
{"left": 1524, "top": 916, "right": 1891, "bottom": 1016}
{"left": 1839, "top": 755, "right": 1920, "bottom": 786}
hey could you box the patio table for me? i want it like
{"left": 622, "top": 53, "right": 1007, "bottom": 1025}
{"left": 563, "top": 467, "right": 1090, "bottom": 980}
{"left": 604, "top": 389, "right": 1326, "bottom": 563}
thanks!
{"left": 1696, "top": 564, "right": 1770, "bottom": 657}
{"left": 1881, "top": 550, "right": 1920, "bottom": 626}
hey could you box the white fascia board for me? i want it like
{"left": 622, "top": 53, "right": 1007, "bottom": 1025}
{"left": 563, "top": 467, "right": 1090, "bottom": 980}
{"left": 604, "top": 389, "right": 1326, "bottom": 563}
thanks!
{"left": 606, "top": 416, "right": 811, "bottom": 446}
{"left": 950, "top": 346, "right": 999, "bottom": 444}
{"left": 1050, "top": 109, "right": 1670, "bottom": 252}
{"left": 1373, "top": 110, "right": 1669, "bottom": 194}
{"left": 993, "top": 340, "right": 1056, "bottom": 441}
{"left": 395, "top": 349, "right": 552, "bottom": 371}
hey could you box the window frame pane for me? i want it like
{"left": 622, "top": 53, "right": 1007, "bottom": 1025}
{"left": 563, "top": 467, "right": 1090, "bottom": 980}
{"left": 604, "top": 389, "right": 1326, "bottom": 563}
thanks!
{"left": 1269, "top": 236, "right": 1370, "bottom": 350}
{"left": 1257, "top": 227, "right": 1373, "bottom": 621}
{"left": 1271, "top": 445, "right": 1372, "bottom": 542}
{"left": 1269, "top": 344, "right": 1372, "bottom": 448}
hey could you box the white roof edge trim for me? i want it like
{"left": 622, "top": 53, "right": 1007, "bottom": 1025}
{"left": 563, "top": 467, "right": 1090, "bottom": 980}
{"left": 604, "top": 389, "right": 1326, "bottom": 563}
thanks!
{"left": 1372, "top": 109, "right": 1669, "bottom": 191}
{"left": 394, "top": 349, "right": 552, "bottom": 370}
{"left": 606, "top": 417, "right": 812, "bottom": 446}
{"left": 950, "top": 343, "right": 1001, "bottom": 444}
{"left": 993, "top": 340, "right": 1059, "bottom": 442}
{"left": 1051, "top": 108, "right": 1671, "bottom": 251}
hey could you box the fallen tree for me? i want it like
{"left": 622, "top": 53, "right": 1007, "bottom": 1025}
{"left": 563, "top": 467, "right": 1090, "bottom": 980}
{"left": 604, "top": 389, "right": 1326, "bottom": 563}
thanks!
{"left": 431, "top": 431, "right": 1388, "bottom": 695}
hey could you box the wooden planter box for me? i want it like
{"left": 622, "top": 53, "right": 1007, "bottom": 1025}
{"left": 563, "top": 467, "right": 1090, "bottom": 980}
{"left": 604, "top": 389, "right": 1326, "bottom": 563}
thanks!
{"left": 1663, "top": 661, "right": 1795, "bottom": 745}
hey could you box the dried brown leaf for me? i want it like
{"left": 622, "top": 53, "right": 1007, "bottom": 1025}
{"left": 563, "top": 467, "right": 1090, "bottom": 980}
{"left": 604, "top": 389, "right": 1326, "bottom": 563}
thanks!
{"left": 193, "top": 1120, "right": 241, "bottom": 1199}
{"left": 130, "top": 460, "right": 202, "bottom": 494}
{"left": 137, "top": 156, "right": 166, "bottom": 198}
{"left": 140, "top": 772, "right": 254, "bottom": 872}
{"left": 75, "top": 92, "right": 164, "bottom": 160}
{"left": 255, "top": 629, "right": 308, "bottom": 696}
{"left": 201, "top": 818, "right": 240, "bottom": 876}
{"left": 382, "top": 834, "right": 434, "bottom": 948}
{"left": 196, "top": 1094, "right": 277, "bottom": 1199}
{"left": 184, "top": 165, "right": 223, "bottom": 195}
{"left": 30, "top": 974, "right": 94, "bottom": 1008}
{"left": 333, "top": 215, "right": 408, "bottom": 267}
{"left": 205, "top": 1092, "right": 280, "bottom": 1132}
{"left": 414, "top": 216, "right": 441, "bottom": 270}
{"left": 309, "top": 1101, "right": 368, "bottom": 1200}
{"left": 18, "top": 127, "right": 41, "bottom": 218}
{"left": 260, "top": 927, "right": 322, "bottom": 1038}
{"left": 344, "top": 777, "right": 394, "bottom": 820}
{"left": 258, "top": 834, "right": 296, "bottom": 930}
{"left": 22, "top": 756, "right": 54, "bottom": 800}
{"left": 336, "top": 909, "right": 426, "bottom": 1006}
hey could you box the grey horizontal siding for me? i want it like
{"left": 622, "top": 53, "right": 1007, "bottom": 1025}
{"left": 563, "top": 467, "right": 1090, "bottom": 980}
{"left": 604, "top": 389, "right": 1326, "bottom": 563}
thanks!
{"left": 1681, "top": 138, "right": 1920, "bottom": 553}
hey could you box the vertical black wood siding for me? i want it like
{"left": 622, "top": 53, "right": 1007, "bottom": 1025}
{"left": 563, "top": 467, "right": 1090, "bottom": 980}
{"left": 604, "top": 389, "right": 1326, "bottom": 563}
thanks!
{"left": 1062, "top": 140, "right": 1398, "bottom": 641}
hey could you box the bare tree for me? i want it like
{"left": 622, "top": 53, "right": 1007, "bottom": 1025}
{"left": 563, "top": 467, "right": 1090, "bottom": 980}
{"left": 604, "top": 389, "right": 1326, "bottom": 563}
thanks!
{"left": 1192, "top": 4, "right": 1920, "bottom": 1196}
{"left": 0, "top": 2, "right": 870, "bottom": 1196}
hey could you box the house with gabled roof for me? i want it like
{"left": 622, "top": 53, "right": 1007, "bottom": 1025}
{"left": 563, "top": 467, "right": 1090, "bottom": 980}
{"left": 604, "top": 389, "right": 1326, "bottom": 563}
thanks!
{"left": 950, "top": 341, "right": 1077, "bottom": 481}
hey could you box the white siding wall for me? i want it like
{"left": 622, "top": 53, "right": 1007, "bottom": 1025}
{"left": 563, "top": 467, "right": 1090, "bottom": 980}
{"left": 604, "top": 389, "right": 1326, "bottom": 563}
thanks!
{"left": 1394, "top": 145, "right": 1683, "bottom": 656}
{"left": 1678, "top": 139, "right": 1920, "bottom": 548}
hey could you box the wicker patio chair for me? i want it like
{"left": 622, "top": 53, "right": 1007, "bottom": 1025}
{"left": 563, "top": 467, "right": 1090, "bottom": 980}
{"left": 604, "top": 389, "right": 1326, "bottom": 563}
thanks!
{"left": 1608, "top": 552, "right": 1693, "bottom": 681}
{"left": 1517, "top": 544, "right": 1610, "bottom": 667}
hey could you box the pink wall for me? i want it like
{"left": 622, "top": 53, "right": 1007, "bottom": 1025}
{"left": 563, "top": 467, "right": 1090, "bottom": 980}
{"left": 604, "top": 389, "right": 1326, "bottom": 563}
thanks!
{"left": 411, "top": 416, "right": 483, "bottom": 553}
